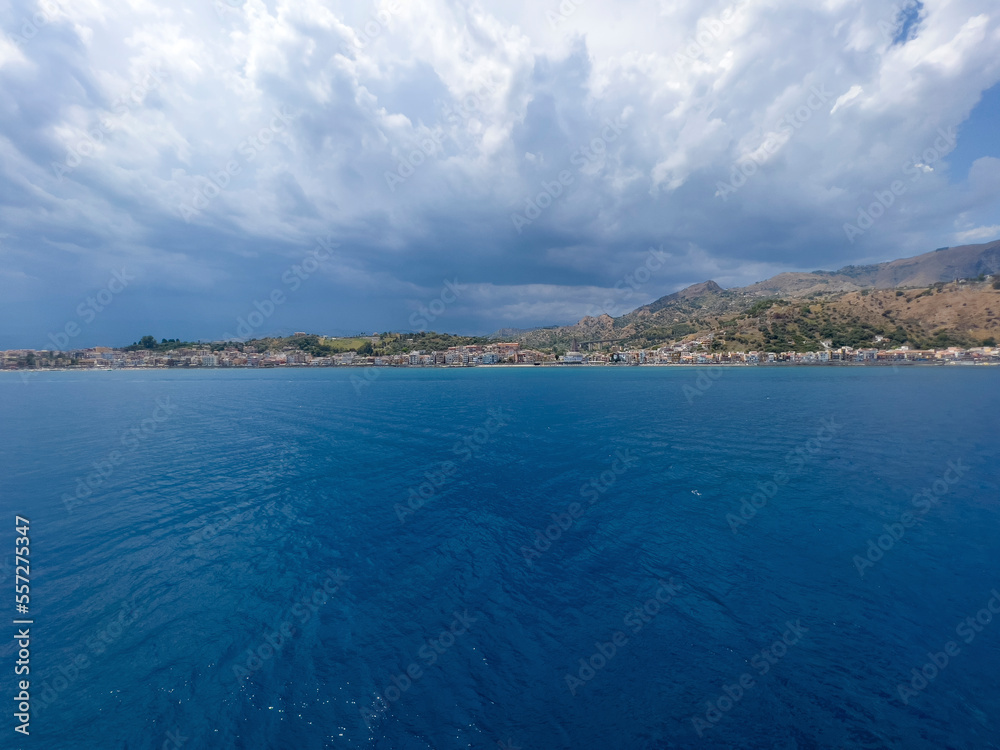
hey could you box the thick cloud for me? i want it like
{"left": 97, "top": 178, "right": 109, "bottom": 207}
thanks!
{"left": 1, "top": 0, "right": 998, "bottom": 346}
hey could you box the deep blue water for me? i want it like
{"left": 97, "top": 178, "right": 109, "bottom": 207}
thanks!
{"left": 1, "top": 366, "right": 999, "bottom": 750}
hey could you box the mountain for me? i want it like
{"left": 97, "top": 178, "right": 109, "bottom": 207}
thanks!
{"left": 742, "top": 239, "right": 1000, "bottom": 297}
{"left": 513, "top": 239, "right": 1000, "bottom": 352}
{"left": 647, "top": 279, "right": 724, "bottom": 306}
{"left": 860, "top": 239, "right": 1000, "bottom": 287}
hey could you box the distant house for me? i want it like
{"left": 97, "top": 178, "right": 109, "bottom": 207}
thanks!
{"left": 496, "top": 342, "right": 520, "bottom": 361}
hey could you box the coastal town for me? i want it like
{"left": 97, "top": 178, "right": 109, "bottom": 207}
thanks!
{"left": 2, "top": 337, "right": 998, "bottom": 370}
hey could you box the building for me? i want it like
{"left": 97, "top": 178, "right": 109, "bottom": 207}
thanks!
{"left": 495, "top": 342, "right": 520, "bottom": 361}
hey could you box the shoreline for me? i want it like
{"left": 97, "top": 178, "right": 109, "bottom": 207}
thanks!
{"left": 3, "top": 361, "right": 997, "bottom": 374}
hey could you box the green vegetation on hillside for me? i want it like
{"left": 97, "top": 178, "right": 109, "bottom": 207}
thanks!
{"left": 516, "top": 274, "right": 1000, "bottom": 353}
{"left": 746, "top": 298, "right": 780, "bottom": 316}
{"left": 374, "top": 332, "right": 489, "bottom": 355}
{"left": 123, "top": 337, "right": 215, "bottom": 352}
{"left": 119, "top": 331, "right": 491, "bottom": 357}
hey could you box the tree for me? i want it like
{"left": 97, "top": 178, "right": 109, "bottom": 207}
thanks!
{"left": 139, "top": 335, "right": 157, "bottom": 349}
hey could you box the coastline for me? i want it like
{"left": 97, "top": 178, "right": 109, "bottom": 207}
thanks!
{"left": 3, "top": 360, "right": 996, "bottom": 375}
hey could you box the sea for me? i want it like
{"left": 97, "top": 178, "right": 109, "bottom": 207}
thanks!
{"left": 0, "top": 366, "right": 998, "bottom": 749}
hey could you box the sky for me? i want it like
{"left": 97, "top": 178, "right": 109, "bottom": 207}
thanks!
{"left": 1, "top": 0, "right": 999, "bottom": 347}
